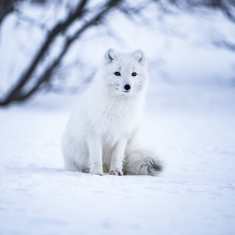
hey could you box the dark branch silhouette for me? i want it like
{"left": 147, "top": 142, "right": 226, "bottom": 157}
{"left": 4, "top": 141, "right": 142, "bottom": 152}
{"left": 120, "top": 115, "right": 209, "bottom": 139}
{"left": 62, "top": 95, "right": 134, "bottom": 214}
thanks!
{"left": 0, "top": 0, "right": 17, "bottom": 26}
{"left": 1, "top": 0, "right": 235, "bottom": 106}
{"left": 0, "top": 0, "right": 124, "bottom": 106}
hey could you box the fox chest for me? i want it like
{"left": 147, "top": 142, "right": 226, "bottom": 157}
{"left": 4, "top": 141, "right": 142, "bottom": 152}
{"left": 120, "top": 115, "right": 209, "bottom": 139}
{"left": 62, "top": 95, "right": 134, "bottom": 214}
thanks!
{"left": 97, "top": 104, "right": 139, "bottom": 142}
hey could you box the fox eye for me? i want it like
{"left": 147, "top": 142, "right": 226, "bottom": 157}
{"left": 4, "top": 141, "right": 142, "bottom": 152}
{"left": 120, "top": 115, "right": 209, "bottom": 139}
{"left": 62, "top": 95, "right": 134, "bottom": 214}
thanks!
{"left": 114, "top": 71, "right": 121, "bottom": 76}
{"left": 131, "top": 72, "right": 137, "bottom": 77}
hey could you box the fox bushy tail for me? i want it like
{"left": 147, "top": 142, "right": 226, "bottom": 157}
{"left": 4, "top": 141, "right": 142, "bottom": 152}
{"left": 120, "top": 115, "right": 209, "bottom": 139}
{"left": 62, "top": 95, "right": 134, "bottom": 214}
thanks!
{"left": 124, "top": 149, "right": 163, "bottom": 176}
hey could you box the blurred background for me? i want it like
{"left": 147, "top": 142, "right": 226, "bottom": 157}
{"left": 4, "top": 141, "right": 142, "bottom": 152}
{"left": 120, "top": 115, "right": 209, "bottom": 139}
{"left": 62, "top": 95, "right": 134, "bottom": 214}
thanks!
{"left": 0, "top": 0, "right": 235, "bottom": 107}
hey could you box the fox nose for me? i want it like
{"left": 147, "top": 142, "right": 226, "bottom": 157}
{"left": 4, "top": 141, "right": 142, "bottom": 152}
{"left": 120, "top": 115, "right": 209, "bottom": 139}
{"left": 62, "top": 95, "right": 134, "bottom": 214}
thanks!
{"left": 124, "top": 84, "right": 131, "bottom": 91}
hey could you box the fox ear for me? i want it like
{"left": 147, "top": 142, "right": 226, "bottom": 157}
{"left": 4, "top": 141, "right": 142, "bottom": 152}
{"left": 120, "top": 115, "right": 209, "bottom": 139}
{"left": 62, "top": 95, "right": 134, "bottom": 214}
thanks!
{"left": 105, "top": 48, "right": 117, "bottom": 63}
{"left": 132, "top": 50, "right": 145, "bottom": 64}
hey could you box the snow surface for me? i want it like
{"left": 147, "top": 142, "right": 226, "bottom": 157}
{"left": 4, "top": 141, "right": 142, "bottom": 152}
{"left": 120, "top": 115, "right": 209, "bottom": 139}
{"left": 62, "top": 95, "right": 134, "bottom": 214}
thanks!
{"left": 1, "top": 83, "right": 235, "bottom": 235}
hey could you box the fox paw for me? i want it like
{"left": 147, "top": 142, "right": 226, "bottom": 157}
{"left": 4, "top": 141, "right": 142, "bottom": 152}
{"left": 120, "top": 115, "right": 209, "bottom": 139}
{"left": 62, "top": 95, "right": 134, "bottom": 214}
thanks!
{"left": 109, "top": 169, "right": 123, "bottom": 176}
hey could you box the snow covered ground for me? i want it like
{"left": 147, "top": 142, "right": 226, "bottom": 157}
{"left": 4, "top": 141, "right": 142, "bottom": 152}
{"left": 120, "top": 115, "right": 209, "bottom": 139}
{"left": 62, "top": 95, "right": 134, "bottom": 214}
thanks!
{"left": 1, "top": 83, "right": 235, "bottom": 235}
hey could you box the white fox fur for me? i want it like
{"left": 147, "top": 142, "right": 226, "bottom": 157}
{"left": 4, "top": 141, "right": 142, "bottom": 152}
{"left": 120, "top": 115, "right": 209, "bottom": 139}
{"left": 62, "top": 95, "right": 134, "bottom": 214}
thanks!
{"left": 62, "top": 49, "right": 162, "bottom": 176}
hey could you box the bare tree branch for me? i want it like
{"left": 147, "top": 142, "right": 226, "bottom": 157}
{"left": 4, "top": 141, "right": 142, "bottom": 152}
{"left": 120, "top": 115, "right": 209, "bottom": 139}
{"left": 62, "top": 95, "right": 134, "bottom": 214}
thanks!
{"left": 1, "top": 0, "right": 235, "bottom": 106}
{"left": 213, "top": 40, "right": 235, "bottom": 51}
{"left": 17, "top": 0, "right": 124, "bottom": 101}
{"left": 0, "top": 0, "right": 88, "bottom": 105}
{"left": 0, "top": 0, "right": 18, "bottom": 26}
{"left": 0, "top": 0, "right": 124, "bottom": 105}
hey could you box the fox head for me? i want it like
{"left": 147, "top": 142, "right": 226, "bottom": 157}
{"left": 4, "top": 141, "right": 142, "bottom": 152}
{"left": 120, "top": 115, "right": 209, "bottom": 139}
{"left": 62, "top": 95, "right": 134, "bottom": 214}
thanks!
{"left": 102, "top": 49, "right": 148, "bottom": 97}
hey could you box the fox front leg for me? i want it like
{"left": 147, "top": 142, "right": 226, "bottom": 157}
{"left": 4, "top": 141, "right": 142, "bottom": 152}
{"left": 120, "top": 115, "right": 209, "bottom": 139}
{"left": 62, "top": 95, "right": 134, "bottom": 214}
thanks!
{"left": 87, "top": 136, "right": 103, "bottom": 175}
{"left": 109, "top": 139, "right": 127, "bottom": 176}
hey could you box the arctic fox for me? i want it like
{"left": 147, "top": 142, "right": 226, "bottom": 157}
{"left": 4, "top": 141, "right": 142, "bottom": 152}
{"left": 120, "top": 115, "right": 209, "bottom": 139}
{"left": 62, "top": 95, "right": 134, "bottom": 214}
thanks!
{"left": 62, "top": 49, "right": 162, "bottom": 176}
